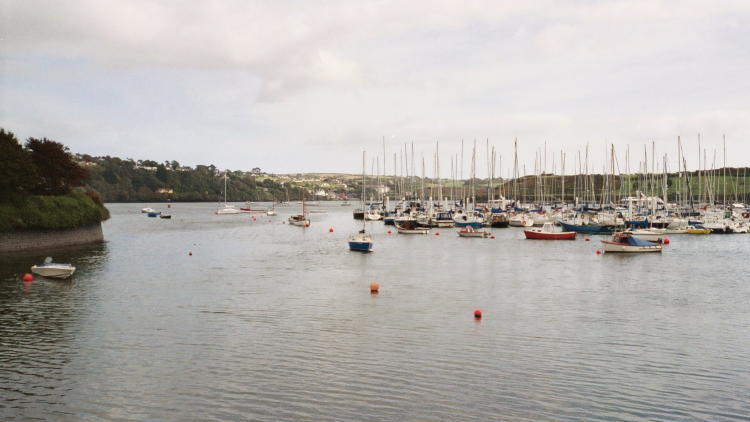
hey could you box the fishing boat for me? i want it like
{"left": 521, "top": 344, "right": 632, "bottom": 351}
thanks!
{"left": 489, "top": 213, "right": 509, "bottom": 228}
{"left": 216, "top": 172, "right": 241, "bottom": 215}
{"left": 288, "top": 198, "right": 310, "bottom": 227}
{"left": 524, "top": 223, "right": 576, "bottom": 240}
{"left": 147, "top": 211, "right": 161, "bottom": 217}
{"left": 396, "top": 220, "right": 429, "bottom": 234}
{"left": 601, "top": 232, "right": 662, "bottom": 253}
{"left": 686, "top": 225, "right": 711, "bottom": 234}
{"left": 457, "top": 226, "right": 491, "bottom": 238}
{"left": 31, "top": 257, "right": 76, "bottom": 279}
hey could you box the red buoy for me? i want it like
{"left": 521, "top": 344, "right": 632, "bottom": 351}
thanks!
{"left": 329, "top": 227, "right": 334, "bottom": 233}
{"left": 490, "top": 235, "right": 496, "bottom": 239}
{"left": 474, "top": 309, "right": 482, "bottom": 319}
{"left": 663, "top": 237, "right": 670, "bottom": 244}
{"left": 305, "top": 223, "right": 310, "bottom": 227}
{"left": 584, "top": 237, "right": 590, "bottom": 241}
{"left": 370, "top": 282, "right": 380, "bottom": 293}
{"left": 435, "top": 232, "right": 440, "bottom": 236}
{"left": 283, "top": 221, "right": 286, "bottom": 224}
{"left": 188, "top": 251, "right": 192, "bottom": 256}
{"left": 596, "top": 249, "right": 602, "bottom": 255}
{"left": 387, "top": 230, "right": 392, "bottom": 234}
{"left": 22, "top": 273, "right": 33, "bottom": 282}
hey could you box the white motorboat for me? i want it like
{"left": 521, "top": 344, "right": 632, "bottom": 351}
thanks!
{"left": 31, "top": 257, "right": 76, "bottom": 279}
{"left": 457, "top": 226, "right": 491, "bottom": 238}
{"left": 141, "top": 207, "right": 154, "bottom": 213}
{"left": 216, "top": 205, "right": 241, "bottom": 215}
{"left": 266, "top": 209, "right": 277, "bottom": 216}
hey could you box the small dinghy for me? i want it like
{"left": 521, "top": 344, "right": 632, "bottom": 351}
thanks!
{"left": 601, "top": 232, "right": 662, "bottom": 253}
{"left": 457, "top": 226, "right": 491, "bottom": 238}
{"left": 31, "top": 257, "right": 76, "bottom": 279}
{"left": 141, "top": 207, "right": 154, "bottom": 213}
{"left": 524, "top": 222, "right": 576, "bottom": 240}
{"left": 147, "top": 211, "right": 161, "bottom": 217}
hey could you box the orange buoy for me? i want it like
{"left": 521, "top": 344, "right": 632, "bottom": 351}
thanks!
{"left": 329, "top": 227, "right": 334, "bottom": 233}
{"left": 663, "top": 237, "right": 670, "bottom": 244}
{"left": 370, "top": 282, "right": 380, "bottom": 293}
{"left": 596, "top": 249, "right": 602, "bottom": 255}
{"left": 23, "top": 273, "right": 33, "bottom": 282}
{"left": 474, "top": 309, "right": 482, "bottom": 319}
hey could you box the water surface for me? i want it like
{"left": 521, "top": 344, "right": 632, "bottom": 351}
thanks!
{"left": 1, "top": 203, "right": 749, "bottom": 421}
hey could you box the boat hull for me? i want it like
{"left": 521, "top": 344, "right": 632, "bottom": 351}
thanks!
{"left": 600, "top": 241, "right": 662, "bottom": 253}
{"left": 458, "top": 231, "right": 490, "bottom": 238}
{"left": 524, "top": 230, "right": 576, "bottom": 240}
{"left": 147, "top": 212, "right": 161, "bottom": 217}
{"left": 454, "top": 221, "right": 483, "bottom": 228}
{"left": 348, "top": 241, "right": 373, "bottom": 252}
{"left": 559, "top": 222, "right": 616, "bottom": 234}
{"left": 397, "top": 228, "right": 429, "bottom": 234}
{"left": 31, "top": 265, "right": 76, "bottom": 279}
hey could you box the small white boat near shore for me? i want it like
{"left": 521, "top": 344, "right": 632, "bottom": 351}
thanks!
{"left": 31, "top": 257, "right": 76, "bottom": 279}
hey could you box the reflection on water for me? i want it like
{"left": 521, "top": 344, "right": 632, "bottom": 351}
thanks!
{"left": 1, "top": 203, "right": 749, "bottom": 421}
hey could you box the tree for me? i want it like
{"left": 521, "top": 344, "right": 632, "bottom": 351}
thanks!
{"left": 25, "top": 137, "right": 89, "bottom": 195}
{"left": 0, "top": 129, "right": 39, "bottom": 197}
{"left": 156, "top": 164, "right": 168, "bottom": 182}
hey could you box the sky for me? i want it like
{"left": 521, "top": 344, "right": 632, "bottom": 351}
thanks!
{"left": 2, "top": 0, "right": 750, "bottom": 176}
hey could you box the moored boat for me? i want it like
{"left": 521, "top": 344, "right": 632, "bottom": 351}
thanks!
{"left": 348, "top": 230, "right": 373, "bottom": 252}
{"left": 524, "top": 223, "right": 576, "bottom": 240}
{"left": 601, "top": 232, "right": 662, "bottom": 253}
{"left": 396, "top": 220, "right": 429, "bottom": 234}
{"left": 457, "top": 226, "right": 491, "bottom": 238}
{"left": 31, "top": 257, "right": 76, "bottom": 279}
{"left": 147, "top": 211, "right": 161, "bottom": 217}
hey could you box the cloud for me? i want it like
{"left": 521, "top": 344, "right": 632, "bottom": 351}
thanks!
{"left": 2, "top": 1, "right": 750, "bottom": 172}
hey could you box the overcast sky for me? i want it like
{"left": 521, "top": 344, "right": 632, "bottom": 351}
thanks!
{"left": 2, "top": 1, "right": 749, "bottom": 176}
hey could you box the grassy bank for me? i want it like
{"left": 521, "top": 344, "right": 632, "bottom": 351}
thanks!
{"left": 0, "top": 191, "right": 110, "bottom": 232}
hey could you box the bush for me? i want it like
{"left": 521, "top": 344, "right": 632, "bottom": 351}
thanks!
{"left": 0, "top": 191, "right": 110, "bottom": 232}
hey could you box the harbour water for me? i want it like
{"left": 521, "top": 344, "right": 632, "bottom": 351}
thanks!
{"left": 1, "top": 202, "right": 749, "bottom": 421}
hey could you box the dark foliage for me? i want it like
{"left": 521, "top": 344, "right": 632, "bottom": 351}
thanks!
{"left": 0, "top": 129, "right": 39, "bottom": 195}
{"left": 25, "top": 137, "right": 90, "bottom": 195}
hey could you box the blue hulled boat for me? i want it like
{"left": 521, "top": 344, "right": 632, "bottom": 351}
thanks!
{"left": 559, "top": 221, "right": 616, "bottom": 234}
{"left": 147, "top": 211, "right": 161, "bottom": 217}
{"left": 349, "top": 230, "right": 373, "bottom": 252}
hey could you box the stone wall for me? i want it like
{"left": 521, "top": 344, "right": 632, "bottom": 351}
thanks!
{"left": 0, "top": 224, "right": 104, "bottom": 253}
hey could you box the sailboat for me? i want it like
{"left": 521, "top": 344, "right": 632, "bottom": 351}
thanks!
{"left": 288, "top": 196, "right": 310, "bottom": 227}
{"left": 350, "top": 151, "right": 373, "bottom": 252}
{"left": 216, "top": 172, "right": 241, "bottom": 215}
